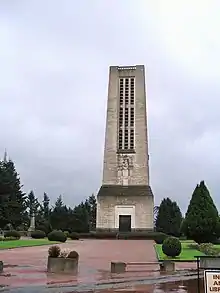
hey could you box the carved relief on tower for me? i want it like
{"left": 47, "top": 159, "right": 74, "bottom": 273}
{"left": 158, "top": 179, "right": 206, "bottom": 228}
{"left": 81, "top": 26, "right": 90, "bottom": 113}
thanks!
{"left": 117, "top": 154, "right": 134, "bottom": 185}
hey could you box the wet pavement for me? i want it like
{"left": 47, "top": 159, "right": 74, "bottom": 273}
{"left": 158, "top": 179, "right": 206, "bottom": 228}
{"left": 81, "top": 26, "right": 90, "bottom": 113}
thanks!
{"left": 0, "top": 277, "right": 203, "bottom": 293}
{"left": 0, "top": 239, "right": 199, "bottom": 292}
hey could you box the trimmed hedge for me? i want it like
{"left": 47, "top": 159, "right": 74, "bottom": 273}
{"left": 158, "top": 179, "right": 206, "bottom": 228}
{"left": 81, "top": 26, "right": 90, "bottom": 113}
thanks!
{"left": 17, "top": 231, "right": 28, "bottom": 237}
{"left": 44, "top": 231, "right": 169, "bottom": 241}
{"left": 153, "top": 232, "right": 168, "bottom": 244}
{"left": 117, "top": 232, "right": 168, "bottom": 240}
{"left": 48, "top": 230, "right": 67, "bottom": 243}
{"left": 4, "top": 230, "right": 20, "bottom": 239}
{"left": 31, "top": 230, "right": 46, "bottom": 239}
{"left": 74, "top": 231, "right": 168, "bottom": 241}
{"left": 91, "top": 232, "right": 117, "bottom": 239}
{"left": 69, "top": 232, "right": 79, "bottom": 240}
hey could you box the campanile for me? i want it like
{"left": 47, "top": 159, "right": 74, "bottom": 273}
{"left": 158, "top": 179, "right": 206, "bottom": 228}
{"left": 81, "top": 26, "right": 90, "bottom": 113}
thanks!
{"left": 96, "top": 65, "right": 154, "bottom": 232}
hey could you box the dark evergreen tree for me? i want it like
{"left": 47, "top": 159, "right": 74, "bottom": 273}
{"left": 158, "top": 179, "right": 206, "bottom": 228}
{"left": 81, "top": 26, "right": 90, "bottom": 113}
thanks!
{"left": 156, "top": 197, "right": 182, "bottom": 237}
{"left": 88, "top": 194, "right": 96, "bottom": 231}
{"left": 35, "top": 192, "right": 51, "bottom": 233}
{"left": 181, "top": 181, "right": 219, "bottom": 243}
{"left": 0, "top": 160, "right": 11, "bottom": 228}
{"left": 0, "top": 159, "right": 27, "bottom": 229}
{"left": 26, "top": 190, "right": 39, "bottom": 216}
{"left": 71, "top": 202, "right": 90, "bottom": 233}
{"left": 50, "top": 195, "right": 69, "bottom": 231}
{"left": 43, "top": 192, "right": 50, "bottom": 220}
{"left": 153, "top": 206, "right": 159, "bottom": 227}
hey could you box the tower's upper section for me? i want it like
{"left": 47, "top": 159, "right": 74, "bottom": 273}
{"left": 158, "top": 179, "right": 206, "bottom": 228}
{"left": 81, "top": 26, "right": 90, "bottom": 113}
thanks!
{"left": 102, "top": 65, "right": 150, "bottom": 186}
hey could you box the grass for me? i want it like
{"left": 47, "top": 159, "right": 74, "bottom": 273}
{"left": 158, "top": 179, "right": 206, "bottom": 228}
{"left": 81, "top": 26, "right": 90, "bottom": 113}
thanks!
{"left": 0, "top": 239, "right": 58, "bottom": 250}
{"left": 155, "top": 240, "right": 205, "bottom": 261}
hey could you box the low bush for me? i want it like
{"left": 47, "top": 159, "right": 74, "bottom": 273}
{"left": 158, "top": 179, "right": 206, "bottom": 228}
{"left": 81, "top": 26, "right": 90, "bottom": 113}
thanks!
{"left": 153, "top": 232, "right": 168, "bottom": 244}
{"left": 91, "top": 231, "right": 168, "bottom": 241}
{"left": 4, "top": 236, "right": 18, "bottom": 241}
{"left": 188, "top": 242, "right": 199, "bottom": 250}
{"left": 17, "top": 231, "right": 28, "bottom": 237}
{"left": 162, "top": 236, "right": 182, "bottom": 257}
{"left": 36, "top": 225, "right": 49, "bottom": 235}
{"left": 68, "top": 251, "right": 79, "bottom": 259}
{"left": 4, "top": 230, "right": 20, "bottom": 239}
{"left": 92, "top": 232, "right": 117, "bottom": 239}
{"left": 48, "top": 245, "right": 61, "bottom": 258}
{"left": 69, "top": 232, "right": 79, "bottom": 240}
{"left": 31, "top": 230, "right": 46, "bottom": 239}
{"left": 48, "top": 230, "right": 67, "bottom": 243}
{"left": 78, "top": 233, "right": 93, "bottom": 238}
{"left": 63, "top": 231, "right": 70, "bottom": 238}
{"left": 198, "top": 243, "right": 220, "bottom": 256}
{"left": 0, "top": 236, "right": 18, "bottom": 241}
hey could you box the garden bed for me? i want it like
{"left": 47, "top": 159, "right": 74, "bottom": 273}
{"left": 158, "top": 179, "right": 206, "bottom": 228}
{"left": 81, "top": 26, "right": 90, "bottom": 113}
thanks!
{"left": 155, "top": 240, "right": 206, "bottom": 262}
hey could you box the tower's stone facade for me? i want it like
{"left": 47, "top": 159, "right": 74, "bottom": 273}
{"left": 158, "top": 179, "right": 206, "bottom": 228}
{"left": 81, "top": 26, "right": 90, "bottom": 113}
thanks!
{"left": 96, "top": 65, "right": 154, "bottom": 232}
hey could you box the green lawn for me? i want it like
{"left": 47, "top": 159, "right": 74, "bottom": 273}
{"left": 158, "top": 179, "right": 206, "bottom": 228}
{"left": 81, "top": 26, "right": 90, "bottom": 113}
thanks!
{"left": 0, "top": 239, "right": 58, "bottom": 249}
{"left": 155, "top": 241, "right": 206, "bottom": 261}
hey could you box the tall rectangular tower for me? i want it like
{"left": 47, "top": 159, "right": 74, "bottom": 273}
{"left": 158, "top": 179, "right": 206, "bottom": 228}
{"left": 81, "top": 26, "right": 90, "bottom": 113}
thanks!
{"left": 96, "top": 65, "right": 154, "bottom": 232}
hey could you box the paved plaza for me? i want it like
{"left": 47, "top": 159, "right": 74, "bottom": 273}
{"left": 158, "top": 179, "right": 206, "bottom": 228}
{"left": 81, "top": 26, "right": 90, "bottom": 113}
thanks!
{"left": 0, "top": 239, "right": 196, "bottom": 289}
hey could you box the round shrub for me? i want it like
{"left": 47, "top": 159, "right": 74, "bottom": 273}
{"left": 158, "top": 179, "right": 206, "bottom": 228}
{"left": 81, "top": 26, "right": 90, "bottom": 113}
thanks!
{"left": 48, "top": 245, "right": 61, "bottom": 258}
{"left": 4, "top": 230, "right": 20, "bottom": 240}
{"left": 31, "top": 230, "right": 46, "bottom": 239}
{"left": 162, "top": 236, "right": 182, "bottom": 257}
{"left": 67, "top": 250, "right": 79, "bottom": 259}
{"left": 69, "top": 232, "right": 79, "bottom": 240}
{"left": 48, "top": 230, "right": 67, "bottom": 243}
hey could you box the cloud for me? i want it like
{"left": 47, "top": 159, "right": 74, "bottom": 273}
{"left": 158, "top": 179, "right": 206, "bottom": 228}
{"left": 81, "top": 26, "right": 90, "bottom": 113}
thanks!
{"left": 0, "top": 0, "right": 220, "bottom": 213}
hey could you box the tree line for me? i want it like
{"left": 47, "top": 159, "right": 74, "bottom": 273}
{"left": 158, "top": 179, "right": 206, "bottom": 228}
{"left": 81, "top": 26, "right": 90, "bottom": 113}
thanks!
{"left": 0, "top": 157, "right": 96, "bottom": 233}
{"left": 155, "top": 180, "right": 220, "bottom": 243}
{"left": 1, "top": 155, "right": 219, "bottom": 242}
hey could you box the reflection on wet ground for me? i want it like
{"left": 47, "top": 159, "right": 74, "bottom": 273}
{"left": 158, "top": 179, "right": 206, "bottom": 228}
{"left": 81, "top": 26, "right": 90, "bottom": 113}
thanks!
{"left": 0, "top": 240, "right": 201, "bottom": 292}
{"left": 155, "top": 278, "right": 202, "bottom": 293}
{"left": 0, "top": 278, "right": 203, "bottom": 293}
{"left": 91, "top": 279, "right": 203, "bottom": 293}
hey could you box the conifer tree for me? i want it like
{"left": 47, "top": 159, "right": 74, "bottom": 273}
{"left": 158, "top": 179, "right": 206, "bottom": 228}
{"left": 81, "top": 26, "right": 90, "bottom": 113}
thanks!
{"left": 182, "top": 181, "right": 219, "bottom": 243}
{"left": 0, "top": 159, "right": 27, "bottom": 228}
{"left": 26, "top": 190, "right": 39, "bottom": 216}
{"left": 156, "top": 197, "right": 182, "bottom": 237}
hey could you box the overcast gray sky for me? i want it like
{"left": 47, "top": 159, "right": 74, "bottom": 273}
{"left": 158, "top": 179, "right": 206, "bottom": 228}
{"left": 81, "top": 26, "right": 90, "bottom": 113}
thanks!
{"left": 0, "top": 1, "right": 220, "bottom": 213}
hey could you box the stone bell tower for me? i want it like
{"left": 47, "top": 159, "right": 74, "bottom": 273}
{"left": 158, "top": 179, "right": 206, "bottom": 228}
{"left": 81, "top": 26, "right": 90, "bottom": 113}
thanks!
{"left": 96, "top": 65, "right": 154, "bottom": 232}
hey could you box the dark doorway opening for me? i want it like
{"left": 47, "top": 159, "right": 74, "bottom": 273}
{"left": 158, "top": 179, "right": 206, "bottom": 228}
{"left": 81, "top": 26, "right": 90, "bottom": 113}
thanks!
{"left": 119, "top": 215, "right": 131, "bottom": 232}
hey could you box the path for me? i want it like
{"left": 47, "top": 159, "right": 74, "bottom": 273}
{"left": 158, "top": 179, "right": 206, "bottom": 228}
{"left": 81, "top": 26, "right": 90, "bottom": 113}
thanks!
{"left": 0, "top": 239, "right": 196, "bottom": 289}
{"left": 0, "top": 239, "right": 159, "bottom": 288}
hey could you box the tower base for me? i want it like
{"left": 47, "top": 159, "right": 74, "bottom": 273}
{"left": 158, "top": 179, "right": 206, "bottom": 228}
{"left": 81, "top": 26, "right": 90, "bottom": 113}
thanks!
{"left": 96, "top": 185, "right": 154, "bottom": 232}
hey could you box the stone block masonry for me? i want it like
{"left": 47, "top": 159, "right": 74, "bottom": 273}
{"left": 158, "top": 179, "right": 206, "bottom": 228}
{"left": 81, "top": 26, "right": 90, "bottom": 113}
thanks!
{"left": 96, "top": 65, "right": 154, "bottom": 232}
